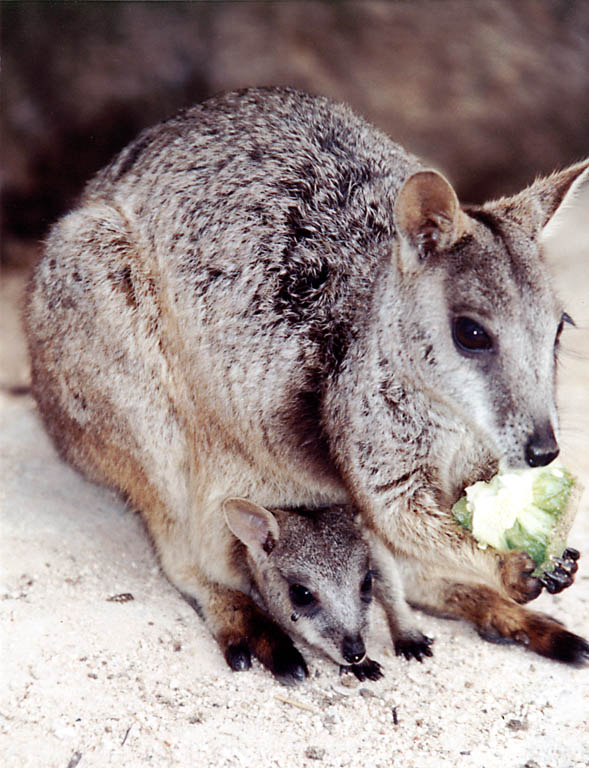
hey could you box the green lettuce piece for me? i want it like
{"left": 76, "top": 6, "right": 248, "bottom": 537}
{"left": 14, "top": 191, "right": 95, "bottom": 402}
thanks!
{"left": 503, "top": 518, "right": 547, "bottom": 566}
{"left": 452, "top": 496, "right": 473, "bottom": 530}
{"left": 452, "top": 465, "right": 578, "bottom": 575}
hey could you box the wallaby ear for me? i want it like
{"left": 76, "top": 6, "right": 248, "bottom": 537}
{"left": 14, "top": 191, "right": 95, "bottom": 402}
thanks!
{"left": 223, "top": 497, "right": 280, "bottom": 556}
{"left": 394, "top": 170, "right": 465, "bottom": 264}
{"left": 534, "top": 159, "right": 589, "bottom": 240}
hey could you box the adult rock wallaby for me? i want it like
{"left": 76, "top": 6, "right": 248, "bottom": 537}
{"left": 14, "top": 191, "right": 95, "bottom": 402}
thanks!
{"left": 26, "top": 88, "right": 588, "bottom": 682}
{"left": 222, "top": 499, "right": 414, "bottom": 682}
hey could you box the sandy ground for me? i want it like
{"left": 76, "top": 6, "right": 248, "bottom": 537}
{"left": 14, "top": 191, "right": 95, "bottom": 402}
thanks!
{"left": 1, "top": 197, "right": 589, "bottom": 768}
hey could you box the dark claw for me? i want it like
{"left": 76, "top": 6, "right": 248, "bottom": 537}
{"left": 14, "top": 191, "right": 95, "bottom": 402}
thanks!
{"left": 347, "top": 658, "right": 383, "bottom": 682}
{"left": 563, "top": 547, "right": 580, "bottom": 562}
{"left": 552, "top": 557, "right": 578, "bottom": 576}
{"left": 225, "top": 641, "right": 252, "bottom": 671}
{"left": 540, "top": 569, "right": 573, "bottom": 594}
{"left": 540, "top": 548, "right": 581, "bottom": 594}
{"left": 394, "top": 634, "right": 434, "bottom": 662}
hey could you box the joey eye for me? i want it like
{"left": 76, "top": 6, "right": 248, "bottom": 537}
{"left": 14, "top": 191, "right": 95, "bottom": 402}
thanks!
{"left": 289, "top": 584, "right": 316, "bottom": 608}
{"left": 452, "top": 316, "right": 493, "bottom": 353}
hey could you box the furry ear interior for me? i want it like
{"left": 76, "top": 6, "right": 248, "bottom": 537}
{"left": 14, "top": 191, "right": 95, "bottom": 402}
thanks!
{"left": 535, "top": 159, "right": 589, "bottom": 239}
{"left": 394, "top": 170, "right": 464, "bottom": 262}
{"left": 223, "top": 497, "right": 280, "bottom": 555}
{"left": 498, "top": 159, "right": 589, "bottom": 239}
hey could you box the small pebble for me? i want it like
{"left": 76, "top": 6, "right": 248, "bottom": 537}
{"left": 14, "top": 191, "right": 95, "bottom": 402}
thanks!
{"left": 305, "top": 746, "right": 326, "bottom": 761}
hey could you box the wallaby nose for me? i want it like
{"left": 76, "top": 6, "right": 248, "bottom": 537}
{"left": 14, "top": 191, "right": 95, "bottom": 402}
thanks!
{"left": 342, "top": 635, "right": 366, "bottom": 664}
{"left": 525, "top": 426, "right": 559, "bottom": 468}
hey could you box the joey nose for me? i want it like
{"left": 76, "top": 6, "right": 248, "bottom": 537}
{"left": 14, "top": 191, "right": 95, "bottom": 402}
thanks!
{"left": 342, "top": 635, "right": 366, "bottom": 664}
{"left": 525, "top": 427, "right": 559, "bottom": 468}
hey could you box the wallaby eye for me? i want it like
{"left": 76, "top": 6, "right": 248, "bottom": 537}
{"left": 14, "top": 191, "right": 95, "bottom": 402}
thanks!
{"left": 360, "top": 571, "right": 373, "bottom": 594}
{"left": 289, "top": 583, "right": 316, "bottom": 608}
{"left": 360, "top": 571, "right": 373, "bottom": 603}
{"left": 556, "top": 312, "right": 574, "bottom": 345}
{"left": 452, "top": 316, "right": 493, "bottom": 353}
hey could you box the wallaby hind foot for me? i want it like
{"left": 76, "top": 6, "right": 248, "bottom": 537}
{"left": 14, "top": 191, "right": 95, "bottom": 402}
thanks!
{"left": 409, "top": 578, "right": 589, "bottom": 665}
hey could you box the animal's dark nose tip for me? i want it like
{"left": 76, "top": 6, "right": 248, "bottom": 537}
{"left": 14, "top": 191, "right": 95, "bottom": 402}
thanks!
{"left": 342, "top": 635, "right": 366, "bottom": 664}
{"left": 525, "top": 428, "right": 559, "bottom": 468}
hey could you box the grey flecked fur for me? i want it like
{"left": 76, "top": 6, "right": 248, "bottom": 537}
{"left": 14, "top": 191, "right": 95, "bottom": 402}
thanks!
{"left": 26, "top": 88, "right": 589, "bottom": 674}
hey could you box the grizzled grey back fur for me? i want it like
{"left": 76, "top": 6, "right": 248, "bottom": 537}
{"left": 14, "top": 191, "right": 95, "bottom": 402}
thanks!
{"left": 26, "top": 87, "right": 589, "bottom": 674}
{"left": 83, "top": 86, "right": 419, "bottom": 483}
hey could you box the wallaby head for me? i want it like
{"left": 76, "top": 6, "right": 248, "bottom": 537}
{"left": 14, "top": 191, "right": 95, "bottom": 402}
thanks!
{"left": 390, "top": 161, "right": 589, "bottom": 475}
{"left": 223, "top": 498, "right": 373, "bottom": 666}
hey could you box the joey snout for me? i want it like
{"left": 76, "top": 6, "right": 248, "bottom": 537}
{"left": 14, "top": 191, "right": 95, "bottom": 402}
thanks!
{"left": 342, "top": 634, "right": 366, "bottom": 664}
{"left": 340, "top": 634, "right": 384, "bottom": 682}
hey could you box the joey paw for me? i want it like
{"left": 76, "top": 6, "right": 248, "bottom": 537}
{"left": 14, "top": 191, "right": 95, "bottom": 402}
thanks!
{"left": 394, "top": 633, "right": 434, "bottom": 662}
{"left": 540, "top": 548, "right": 580, "bottom": 594}
{"left": 225, "top": 641, "right": 252, "bottom": 671}
{"left": 500, "top": 550, "right": 543, "bottom": 604}
{"left": 271, "top": 644, "right": 309, "bottom": 686}
{"left": 342, "top": 658, "right": 384, "bottom": 682}
{"left": 224, "top": 636, "right": 307, "bottom": 684}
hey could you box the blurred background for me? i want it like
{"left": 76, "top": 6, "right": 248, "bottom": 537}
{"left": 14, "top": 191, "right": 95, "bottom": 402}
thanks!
{"left": 2, "top": 0, "right": 589, "bottom": 270}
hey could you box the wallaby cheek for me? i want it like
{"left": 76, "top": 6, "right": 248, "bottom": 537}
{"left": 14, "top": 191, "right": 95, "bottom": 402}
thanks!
{"left": 492, "top": 360, "right": 559, "bottom": 470}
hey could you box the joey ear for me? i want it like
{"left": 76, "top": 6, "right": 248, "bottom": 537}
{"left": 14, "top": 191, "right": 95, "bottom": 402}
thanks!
{"left": 394, "top": 170, "right": 465, "bottom": 264}
{"left": 223, "top": 497, "right": 280, "bottom": 556}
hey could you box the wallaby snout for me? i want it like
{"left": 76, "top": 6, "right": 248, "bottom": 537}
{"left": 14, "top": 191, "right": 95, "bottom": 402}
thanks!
{"left": 525, "top": 424, "right": 559, "bottom": 468}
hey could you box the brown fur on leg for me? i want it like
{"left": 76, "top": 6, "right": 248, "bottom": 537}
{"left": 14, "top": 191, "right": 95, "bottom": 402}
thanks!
{"left": 207, "top": 588, "right": 308, "bottom": 684}
{"left": 443, "top": 583, "right": 589, "bottom": 664}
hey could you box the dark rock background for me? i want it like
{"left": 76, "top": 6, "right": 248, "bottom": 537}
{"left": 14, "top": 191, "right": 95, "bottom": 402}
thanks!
{"left": 2, "top": 0, "right": 589, "bottom": 266}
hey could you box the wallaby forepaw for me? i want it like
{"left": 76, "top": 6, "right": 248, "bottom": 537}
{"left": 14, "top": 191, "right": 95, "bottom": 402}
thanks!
{"left": 501, "top": 550, "right": 543, "bottom": 604}
{"left": 394, "top": 633, "right": 434, "bottom": 662}
{"left": 225, "top": 641, "right": 252, "bottom": 672}
{"left": 540, "top": 548, "right": 580, "bottom": 594}
{"left": 342, "top": 658, "right": 384, "bottom": 682}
